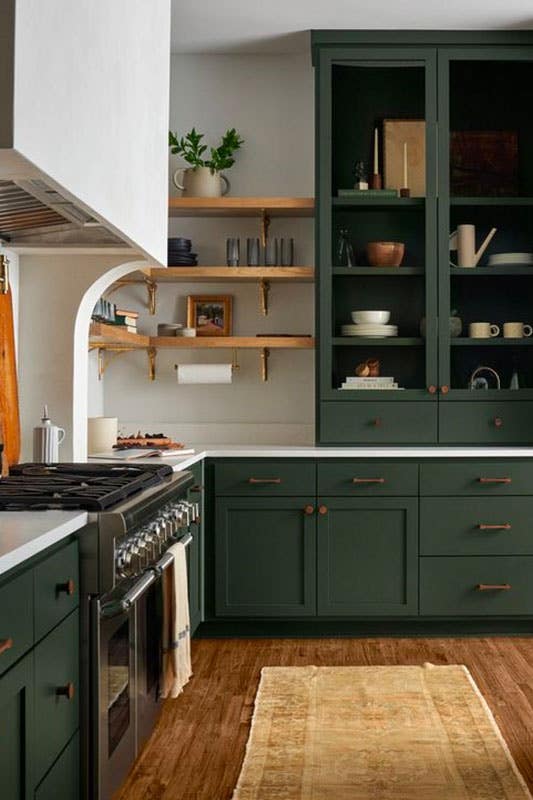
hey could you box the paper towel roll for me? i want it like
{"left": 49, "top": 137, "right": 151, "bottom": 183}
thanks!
{"left": 88, "top": 416, "right": 118, "bottom": 454}
{"left": 176, "top": 364, "right": 233, "bottom": 385}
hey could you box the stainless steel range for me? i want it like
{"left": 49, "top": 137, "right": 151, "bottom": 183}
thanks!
{"left": 4, "top": 462, "right": 197, "bottom": 800}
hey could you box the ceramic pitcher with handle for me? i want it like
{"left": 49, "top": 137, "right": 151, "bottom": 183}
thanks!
{"left": 33, "top": 406, "right": 66, "bottom": 463}
{"left": 173, "top": 166, "right": 230, "bottom": 197}
{"left": 449, "top": 224, "right": 497, "bottom": 268}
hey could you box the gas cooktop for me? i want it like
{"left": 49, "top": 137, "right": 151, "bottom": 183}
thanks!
{"left": 1, "top": 462, "right": 174, "bottom": 511}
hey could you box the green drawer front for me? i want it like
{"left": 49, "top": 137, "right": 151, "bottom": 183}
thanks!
{"left": 215, "top": 460, "right": 315, "bottom": 496}
{"left": 420, "top": 461, "right": 533, "bottom": 496}
{"left": 34, "top": 540, "right": 79, "bottom": 642}
{"left": 320, "top": 402, "right": 437, "bottom": 444}
{"left": 35, "top": 732, "right": 79, "bottom": 800}
{"left": 34, "top": 611, "right": 79, "bottom": 784}
{"left": 318, "top": 462, "right": 418, "bottom": 496}
{"left": 420, "top": 556, "right": 533, "bottom": 616}
{"left": 421, "top": 498, "right": 533, "bottom": 556}
{"left": 0, "top": 570, "right": 33, "bottom": 676}
{"left": 440, "top": 402, "right": 533, "bottom": 445}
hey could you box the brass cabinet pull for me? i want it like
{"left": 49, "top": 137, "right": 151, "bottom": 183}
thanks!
{"left": 190, "top": 484, "right": 203, "bottom": 492}
{"left": 478, "top": 523, "right": 512, "bottom": 531}
{"left": 0, "top": 638, "right": 13, "bottom": 656}
{"left": 493, "top": 416, "right": 503, "bottom": 428}
{"left": 318, "top": 505, "right": 328, "bottom": 515}
{"left": 476, "top": 583, "right": 511, "bottom": 591}
{"left": 478, "top": 477, "right": 512, "bottom": 484}
{"left": 303, "top": 505, "right": 314, "bottom": 516}
{"left": 248, "top": 477, "right": 282, "bottom": 485}
{"left": 441, "top": 385, "right": 449, "bottom": 394}
{"left": 57, "top": 579, "right": 75, "bottom": 596}
{"left": 372, "top": 417, "right": 382, "bottom": 428}
{"left": 428, "top": 385, "right": 437, "bottom": 395}
{"left": 56, "top": 682, "right": 75, "bottom": 700}
{"left": 352, "top": 477, "right": 385, "bottom": 485}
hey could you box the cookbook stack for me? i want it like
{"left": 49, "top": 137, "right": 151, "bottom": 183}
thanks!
{"left": 340, "top": 376, "right": 403, "bottom": 390}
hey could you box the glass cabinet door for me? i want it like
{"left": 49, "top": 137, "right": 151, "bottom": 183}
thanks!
{"left": 317, "top": 47, "right": 438, "bottom": 405}
{"left": 438, "top": 48, "right": 533, "bottom": 402}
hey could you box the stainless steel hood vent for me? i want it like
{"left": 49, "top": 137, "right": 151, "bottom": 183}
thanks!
{"left": 0, "top": 178, "right": 129, "bottom": 251}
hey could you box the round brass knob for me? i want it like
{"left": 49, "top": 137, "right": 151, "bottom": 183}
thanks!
{"left": 428, "top": 385, "right": 437, "bottom": 395}
{"left": 373, "top": 417, "right": 382, "bottom": 427}
{"left": 303, "top": 505, "right": 314, "bottom": 516}
{"left": 318, "top": 505, "right": 328, "bottom": 515}
{"left": 494, "top": 417, "right": 503, "bottom": 428}
{"left": 441, "top": 385, "right": 449, "bottom": 394}
{"left": 56, "top": 682, "right": 75, "bottom": 700}
{"left": 57, "top": 579, "right": 75, "bottom": 597}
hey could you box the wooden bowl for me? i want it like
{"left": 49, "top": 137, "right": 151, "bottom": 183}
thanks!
{"left": 366, "top": 241, "right": 405, "bottom": 267}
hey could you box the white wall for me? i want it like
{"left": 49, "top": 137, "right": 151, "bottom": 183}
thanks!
{"left": 99, "top": 54, "right": 316, "bottom": 446}
{"left": 11, "top": 0, "right": 171, "bottom": 264}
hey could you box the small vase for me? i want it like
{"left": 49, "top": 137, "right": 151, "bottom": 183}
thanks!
{"left": 173, "top": 166, "right": 230, "bottom": 197}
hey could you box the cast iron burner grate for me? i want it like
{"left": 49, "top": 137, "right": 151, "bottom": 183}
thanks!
{"left": 0, "top": 462, "right": 173, "bottom": 511}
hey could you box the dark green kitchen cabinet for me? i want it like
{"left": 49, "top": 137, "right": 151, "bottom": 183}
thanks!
{"left": 313, "top": 32, "right": 533, "bottom": 445}
{"left": 187, "top": 461, "right": 204, "bottom": 635}
{"left": 317, "top": 497, "right": 418, "bottom": 615}
{"left": 34, "top": 733, "right": 79, "bottom": 800}
{"left": 0, "top": 652, "right": 33, "bottom": 800}
{"left": 215, "top": 497, "right": 316, "bottom": 616}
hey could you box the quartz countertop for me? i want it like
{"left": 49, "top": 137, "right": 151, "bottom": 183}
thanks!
{"left": 0, "top": 511, "right": 88, "bottom": 577}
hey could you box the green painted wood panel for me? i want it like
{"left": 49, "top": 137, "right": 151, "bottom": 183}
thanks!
{"left": 421, "top": 497, "right": 533, "bottom": 555}
{"left": 34, "top": 733, "right": 79, "bottom": 800}
{"left": 215, "top": 497, "right": 316, "bottom": 617}
{"left": 320, "top": 401, "right": 438, "bottom": 443}
{"left": 34, "top": 541, "right": 79, "bottom": 642}
{"left": 0, "top": 652, "right": 33, "bottom": 800}
{"left": 317, "top": 497, "right": 418, "bottom": 616}
{"left": 215, "top": 460, "right": 315, "bottom": 496}
{"left": 0, "top": 570, "right": 33, "bottom": 676}
{"left": 187, "top": 461, "right": 204, "bottom": 635}
{"left": 420, "top": 556, "right": 533, "bottom": 615}
{"left": 33, "top": 611, "right": 79, "bottom": 784}
{"left": 318, "top": 461, "right": 418, "bottom": 495}
{"left": 420, "top": 461, "right": 533, "bottom": 495}
{"left": 439, "top": 402, "right": 533, "bottom": 445}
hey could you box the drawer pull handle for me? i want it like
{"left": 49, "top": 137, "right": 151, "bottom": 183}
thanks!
{"left": 493, "top": 417, "right": 503, "bottom": 428}
{"left": 56, "top": 682, "right": 75, "bottom": 700}
{"left": 478, "top": 477, "right": 512, "bottom": 484}
{"left": 476, "top": 583, "right": 511, "bottom": 591}
{"left": 372, "top": 417, "right": 382, "bottom": 428}
{"left": 318, "top": 505, "right": 328, "bottom": 515}
{"left": 440, "top": 385, "right": 449, "bottom": 394}
{"left": 428, "top": 385, "right": 437, "bottom": 395}
{"left": 248, "top": 478, "right": 282, "bottom": 485}
{"left": 478, "top": 523, "right": 512, "bottom": 531}
{"left": 304, "top": 505, "right": 314, "bottom": 516}
{"left": 352, "top": 477, "right": 386, "bottom": 485}
{"left": 57, "top": 579, "right": 75, "bottom": 596}
{"left": 0, "top": 638, "right": 13, "bottom": 656}
{"left": 190, "top": 484, "right": 203, "bottom": 492}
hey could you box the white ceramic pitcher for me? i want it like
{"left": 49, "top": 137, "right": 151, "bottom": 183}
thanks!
{"left": 449, "top": 224, "right": 497, "bottom": 268}
{"left": 33, "top": 406, "right": 65, "bottom": 463}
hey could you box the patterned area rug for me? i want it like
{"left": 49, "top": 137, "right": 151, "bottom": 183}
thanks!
{"left": 232, "top": 664, "right": 532, "bottom": 799}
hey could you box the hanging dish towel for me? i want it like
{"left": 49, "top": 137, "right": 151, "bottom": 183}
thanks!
{"left": 161, "top": 540, "right": 192, "bottom": 698}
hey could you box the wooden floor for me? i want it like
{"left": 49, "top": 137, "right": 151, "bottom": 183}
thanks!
{"left": 114, "top": 637, "right": 533, "bottom": 799}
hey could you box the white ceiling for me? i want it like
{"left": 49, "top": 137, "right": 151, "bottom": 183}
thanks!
{"left": 171, "top": 0, "right": 533, "bottom": 54}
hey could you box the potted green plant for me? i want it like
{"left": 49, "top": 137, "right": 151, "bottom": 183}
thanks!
{"left": 169, "top": 127, "right": 244, "bottom": 197}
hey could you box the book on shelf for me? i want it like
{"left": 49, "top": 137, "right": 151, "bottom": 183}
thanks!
{"left": 116, "top": 309, "right": 139, "bottom": 318}
{"left": 89, "top": 447, "right": 195, "bottom": 460}
{"left": 338, "top": 189, "right": 398, "bottom": 198}
{"left": 345, "top": 376, "right": 395, "bottom": 384}
{"left": 114, "top": 314, "right": 138, "bottom": 327}
{"left": 340, "top": 383, "right": 402, "bottom": 390}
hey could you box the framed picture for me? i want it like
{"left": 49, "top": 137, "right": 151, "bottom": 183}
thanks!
{"left": 383, "top": 119, "right": 426, "bottom": 197}
{"left": 187, "top": 294, "right": 233, "bottom": 336}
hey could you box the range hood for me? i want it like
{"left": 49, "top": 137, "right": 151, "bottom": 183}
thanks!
{"left": 0, "top": 178, "right": 132, "bottom": 252}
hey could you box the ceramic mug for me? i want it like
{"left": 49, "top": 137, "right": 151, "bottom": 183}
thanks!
{"left": 503, "top": 322, "right": 533, "bottom": 338}
{"left": 469, "top": 322, "right": 500, "bottom": 338}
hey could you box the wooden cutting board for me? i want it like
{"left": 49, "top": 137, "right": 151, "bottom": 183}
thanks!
{"left": 0, "top": 286, "right": 21, "bottom": 467}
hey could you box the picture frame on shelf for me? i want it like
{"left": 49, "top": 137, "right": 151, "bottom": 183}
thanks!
{"left": 383, "top": 119, "right": 426, "bottom": 197}
{"left": 187, "top": 294, "right": 233, "bottom": 336}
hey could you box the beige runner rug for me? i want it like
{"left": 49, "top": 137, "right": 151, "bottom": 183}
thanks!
{"left": 232, "top": 664, "right": 532, "bottom": 799}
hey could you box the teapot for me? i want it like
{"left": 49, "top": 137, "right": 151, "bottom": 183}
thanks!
{"left": 450, "top": 224, "right": 497, "bottom": 268}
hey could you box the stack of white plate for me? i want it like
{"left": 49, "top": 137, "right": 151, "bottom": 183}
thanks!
{"left": 488, "top": 253, "right": 533, "bottom": 266}
{"left": 341, "top": 323, "right": 398, "bottom": 338}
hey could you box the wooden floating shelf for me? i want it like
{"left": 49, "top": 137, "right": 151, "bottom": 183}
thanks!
{"left": 150, "top": 266, "right": 314, "bottom": 282}
{"left": 451, "top": 338, "right": 533, "bottom": 346}
{"left": 89, "top": 323, "right": 149, "bottom": 348}
{"left": 450, "top": 267, "right": 533, "bottom": 277}
{"left": 169, "top": 196, "right": 314, "bottom": 217}
{"left": 153, "top": 336, "right": 315, "bottom": 349}
{"left": 450, "top": 197, "right": 533, "bottom": 206}
{"left": 332, "top": 197, "right": 425, "bottom": 209}
{"left": 333, "top": 337, "right": 424, "bottom": 346}
{"left": 333, "top": 267, "right": 423, "bottom": 276}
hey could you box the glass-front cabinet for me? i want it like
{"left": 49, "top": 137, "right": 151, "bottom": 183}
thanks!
{"left": 314, "top": 33, "right": 533, "bottom": 445}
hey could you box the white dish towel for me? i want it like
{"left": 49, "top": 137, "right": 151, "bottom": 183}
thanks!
{"left": 161, "top": 540, "right": 192, "bottom": 698}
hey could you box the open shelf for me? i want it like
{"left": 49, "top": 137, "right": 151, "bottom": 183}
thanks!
{"left": 333, "top": 267, "right": 423, "bottom": 276}
{"left": 150, "top": 267, "right": 314, "bottom": 282}
{"left": 89, "top": 323, "right": 149, "bottom": 348}
{"left": 169, "top": 196, "right": 314, "bottom": 217}
{"left": 333, "top": 337, "right": 424, "bottom": 347}
{"left": 450, "top": 267, "right": 533, "bottom": 277}
{"left": 153, "top": 336, "right": 314, "bottom": 349}
{"left": 333, "top": 197, "right": 424, "bottom": 209}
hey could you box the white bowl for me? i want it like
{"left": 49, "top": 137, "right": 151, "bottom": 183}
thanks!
{"left": 351, "top": 310, "right": 391, "bottom": 325}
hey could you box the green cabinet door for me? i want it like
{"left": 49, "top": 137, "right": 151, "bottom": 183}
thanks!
{"left": 0, "top": 652, "right": 33, "bottom": 800}
{"left": 317, "top": 497, "right": 418, "bottom": 616}
{"left": 215, "top": 497, "right": 316, "bottom": 617}
{"left": 187, "top": 462, "right": 204, "bottom": 635}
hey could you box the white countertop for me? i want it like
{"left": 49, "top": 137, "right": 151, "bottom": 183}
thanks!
{"left": 0, "top": 511, "right": 88, "bottom": 577}
{"left": 106, "top": 444, "right": 533, "bottom": 473}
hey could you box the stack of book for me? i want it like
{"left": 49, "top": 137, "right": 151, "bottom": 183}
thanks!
{"left": 340, "top": 376, "right": 403, "bottom": 390}
{"left": 113, "top": 308, "right": 139, "bottom": 334}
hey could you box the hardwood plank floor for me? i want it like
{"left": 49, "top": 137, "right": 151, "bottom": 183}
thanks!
{"left": 114, "top": 637, "right": 533, "bottom": 799}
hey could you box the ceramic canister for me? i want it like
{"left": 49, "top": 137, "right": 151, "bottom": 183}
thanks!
{"left": 33, "top": 406, "right": 66, "bottom": 463}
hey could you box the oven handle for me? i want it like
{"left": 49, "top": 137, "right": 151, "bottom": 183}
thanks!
{"left": 100, "top": 571, "right": 157, "bottom": 619}
{"left": 152, "top": 533, "right": 193, "bottom": 575}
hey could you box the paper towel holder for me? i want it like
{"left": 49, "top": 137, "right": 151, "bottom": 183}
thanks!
{"left": 174, "top": 349, "right": 240, "bottom": 376}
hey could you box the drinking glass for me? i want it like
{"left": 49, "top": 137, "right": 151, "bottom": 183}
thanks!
{"left": 280, "top": 238, "right": 294, "bottom": 266}
{"left": 246, "top": 237, "right": 260, "bottom": 266}
{"left": 264, "top": 238, "right": 279, "bottom": 266}
{"left": 226, "top": 237, "right": 240, "bottom": 267}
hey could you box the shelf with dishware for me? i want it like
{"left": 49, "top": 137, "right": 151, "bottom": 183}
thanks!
{"left": 332, "top": 196, "right": 424, "bottom": 209}
{"left": 451, "top": 338, "right": 533, "bottom": 346}
{"left": 333, "top": 266, "right": 424, "bottom": 276}
{"left": 333, "top": 337, "right": 424, "bottom": 347}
